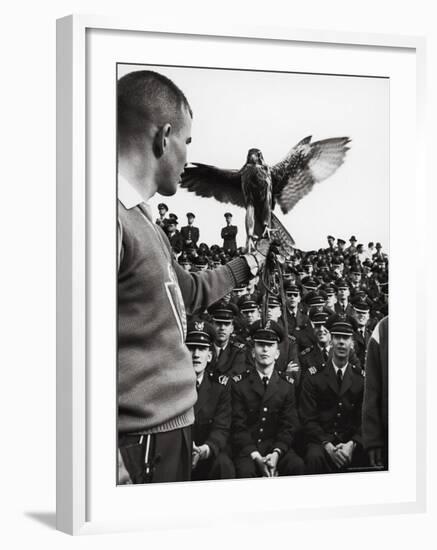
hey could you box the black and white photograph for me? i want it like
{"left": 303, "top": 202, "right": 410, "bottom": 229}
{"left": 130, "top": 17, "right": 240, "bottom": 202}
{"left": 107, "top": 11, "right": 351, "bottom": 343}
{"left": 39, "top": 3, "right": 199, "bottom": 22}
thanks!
{"left": 117, "top": 63, "right": 389, "bottom": 485}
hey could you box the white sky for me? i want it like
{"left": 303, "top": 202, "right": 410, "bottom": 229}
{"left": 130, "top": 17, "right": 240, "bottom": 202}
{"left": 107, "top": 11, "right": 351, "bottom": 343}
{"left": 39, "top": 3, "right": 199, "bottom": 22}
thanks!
{"left": 118, "top": 64, "right": 389, "bottom": 252}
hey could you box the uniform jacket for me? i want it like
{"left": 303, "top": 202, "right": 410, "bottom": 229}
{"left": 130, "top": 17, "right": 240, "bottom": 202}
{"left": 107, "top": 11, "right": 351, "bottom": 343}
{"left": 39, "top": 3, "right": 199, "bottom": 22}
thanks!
{"left": 354, "top": 327, "right": 372, "bottom": 368}
{"left": 211, "top": 340, "right": 248, "bottom": 376}
{"left": 167, "top": 230, "right": 183, "bottom": 254}
{"left": 299, "top": 344, "right": 330, "bottom": 373}
{"left": 231, "top": 369, "right": 300, "bottom": 457}
{"left": 244, "top": 335, "right": 301, "bottom": 385}
{"left": 299, "top": 359, "right": 364, "bottom": 446}
{"left": 180, "top": 225, "right": 200, "bottom": 249}
{"left": 294, "top": 322, "right": 318, "bottom": 353}
{"left": 221, "top": 225, "right": 238, "bottom": 253}
{"left": 334, "top": 301, "right": 355, "bottom": 319}
{"left": 286, "top": 307, "right": 309, "bottom": 336}
{"left": 193, "top": 371, "right": 231, "bottom": 458}
{"left": 362, "top": 317, "right": 388, "bottom": 451}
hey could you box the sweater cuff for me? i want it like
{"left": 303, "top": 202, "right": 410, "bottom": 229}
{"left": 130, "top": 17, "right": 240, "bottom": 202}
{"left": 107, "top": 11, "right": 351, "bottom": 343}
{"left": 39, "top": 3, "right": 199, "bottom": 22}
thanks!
{"left": 226, "top": 257, "right": 251, "bottom": 286}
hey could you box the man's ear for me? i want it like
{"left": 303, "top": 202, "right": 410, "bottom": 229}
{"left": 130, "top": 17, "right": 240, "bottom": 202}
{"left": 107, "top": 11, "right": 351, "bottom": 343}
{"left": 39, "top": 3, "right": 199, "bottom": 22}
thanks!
{"left": 207, "top": 350, "right": 213, "bottom": 363}
{"left": 153, "top": 123, "right": 172, "bottom": 158}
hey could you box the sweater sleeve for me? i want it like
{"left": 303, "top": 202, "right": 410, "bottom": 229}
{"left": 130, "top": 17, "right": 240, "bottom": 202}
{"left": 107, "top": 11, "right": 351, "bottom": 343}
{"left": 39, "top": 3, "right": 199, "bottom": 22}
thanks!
{"left": 174, "top": 257, "right": 251, "bottom": 316}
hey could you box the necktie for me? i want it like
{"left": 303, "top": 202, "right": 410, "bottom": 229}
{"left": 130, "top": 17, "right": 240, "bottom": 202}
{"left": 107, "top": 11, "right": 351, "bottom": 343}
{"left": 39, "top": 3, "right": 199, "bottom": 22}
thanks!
{"left": 323, "top": 348, "right": 329, "bottom": 362}
{"left": 336, "top": 368, "right": 343, "bottom": 387}
{"left": 196, "top": 380, "right": 200, "bottom": 392}
{"left": 262, "top": 376, "right": 269, "bottom": 391}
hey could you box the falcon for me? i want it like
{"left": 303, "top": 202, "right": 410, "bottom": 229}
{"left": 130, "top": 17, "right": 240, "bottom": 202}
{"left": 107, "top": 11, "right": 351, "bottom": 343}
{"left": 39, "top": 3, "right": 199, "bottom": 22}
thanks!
{"left": 181, "top": 136, "right": 351, "bottom": 252}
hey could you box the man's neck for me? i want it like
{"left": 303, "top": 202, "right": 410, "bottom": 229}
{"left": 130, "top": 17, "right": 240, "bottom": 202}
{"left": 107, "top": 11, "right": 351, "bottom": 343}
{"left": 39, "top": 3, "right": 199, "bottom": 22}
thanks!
{"left": 216, "top": 340, "right": 229, "bottom": 351}
{"left": 332, "top": 356, "right": 348, "bottom": 369}
{"left": 119, "top": 150, "right": 157, "bottom": 202}
{"left": 255, "top": 363, "right": 275, "bottom": 377}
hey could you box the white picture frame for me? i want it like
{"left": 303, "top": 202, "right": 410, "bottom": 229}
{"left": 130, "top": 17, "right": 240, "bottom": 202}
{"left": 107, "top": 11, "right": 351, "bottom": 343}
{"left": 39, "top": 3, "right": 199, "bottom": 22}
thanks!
{"left": 56, "top": 14, "right": 427, "bottom": 535}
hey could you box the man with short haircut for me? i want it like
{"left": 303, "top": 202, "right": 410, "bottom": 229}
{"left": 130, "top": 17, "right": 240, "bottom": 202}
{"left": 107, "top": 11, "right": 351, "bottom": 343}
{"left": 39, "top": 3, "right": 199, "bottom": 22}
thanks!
{"left": 117, "top": 70, "right": 268, "bottom": 484}
{"left": 232, "top": 321, "right": 305, "bottom": 478}
{"left": 186, "top": 321, "right": 235, "bottom": 480}
{"left": 181, "top": 211, "right": 200, "bottom": 251}
{"left": 299, "top": 321, "right": 366, "bottom": 474}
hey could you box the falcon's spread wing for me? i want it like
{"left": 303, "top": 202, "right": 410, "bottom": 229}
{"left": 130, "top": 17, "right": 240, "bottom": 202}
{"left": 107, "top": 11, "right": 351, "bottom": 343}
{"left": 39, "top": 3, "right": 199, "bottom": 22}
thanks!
{"left": 180, "top": 163, "right": 245, "bottom": 208}
{"left": 271, "top": 136, "right": 351, "bottom": 214}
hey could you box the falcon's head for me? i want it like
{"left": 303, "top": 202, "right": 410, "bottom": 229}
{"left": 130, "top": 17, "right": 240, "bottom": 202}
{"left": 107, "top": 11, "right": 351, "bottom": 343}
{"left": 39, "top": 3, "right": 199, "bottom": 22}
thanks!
{"left": 246, "top": 148, "right": 265, "bottom": 166}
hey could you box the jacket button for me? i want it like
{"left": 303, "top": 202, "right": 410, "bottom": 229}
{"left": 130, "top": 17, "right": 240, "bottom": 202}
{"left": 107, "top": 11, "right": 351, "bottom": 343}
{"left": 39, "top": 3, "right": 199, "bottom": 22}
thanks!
{"left": 338, "top": 402, "right": 342, "bottom": 407}
{"left": 263, "top": 407, "right": 268, "bottom": 412}
{"left": 261, "top": 417, "right": 266, "bottom": 422}
{"left": 257, "top": 439, "right": 262, "bottom": 443}
{"left": 260, "top": 428, "right": 263, "bottom": 433}
{"left": 337, "top": 413, "right": 341, "bottom": 417}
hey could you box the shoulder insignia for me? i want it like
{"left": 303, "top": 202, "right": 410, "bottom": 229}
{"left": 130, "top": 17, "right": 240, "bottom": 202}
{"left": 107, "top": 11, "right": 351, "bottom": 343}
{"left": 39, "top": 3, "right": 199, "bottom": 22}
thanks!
{"left": 278, "top": 371, "right": 295, "bottom": 384}
{"left": 301, "top": 346, "right": 313, "bottom": 356}
{"left": 308, "top": 366, "right": 318, "bottom": 375}
{"left": 288, "top": 334, "right": 297, "bottom": 343}
{"left": 351, "top": 364, "right": 365, "bottom": 377}
{"left": 233, "top": 342, "right": 245, "bottom": 349}
{"left": 232, "top": 374, "right": 242, "bottom": 383}
{"left": 218, "top": 374, "right": 229, "bottom": 386}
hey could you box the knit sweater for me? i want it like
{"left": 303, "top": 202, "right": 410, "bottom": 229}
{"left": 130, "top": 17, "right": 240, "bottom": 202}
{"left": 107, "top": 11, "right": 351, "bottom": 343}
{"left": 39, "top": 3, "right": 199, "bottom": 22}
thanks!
{"left": 118, "top": 202, "right": 250, "bottom": 434}
{"left": 362, "top": 316, "right": 389, "bottom": 451}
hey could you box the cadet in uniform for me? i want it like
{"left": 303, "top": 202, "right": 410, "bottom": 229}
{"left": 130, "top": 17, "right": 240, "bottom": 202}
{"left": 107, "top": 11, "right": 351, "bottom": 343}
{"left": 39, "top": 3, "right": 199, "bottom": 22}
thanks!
{"left": 299, "top": 321, "right": 367, "bottom": 474}
{"left": 299, "top": 312, "right": 332, "bottom": 375}
{"left": 186, "top": 321, "right": 235, "bottom": 480}
{"left": 284, "top": 283, "right": 310, "bottom": 340}
{"left": 221, "top": 212, "right": 238, "bottom": 255}
{"left": 334, "top": 279, "right": 354, "bottom": 319}
{"left": 180, "top": 212, "right": 200, "bottom": 251}
{"left": 209, "top": 303, "right": 248, "bottom": 376}
{"left": 264, "top": 296, "right": 300, "bottom": 382}
{"left": 155, "top": 202, "right": 169, "bottom": 229}
{"left": 231, "top": 321, "right": 305, "bottom": 478}
{"left": 351, "top": 300, "right": 372, "bottom": 368}
{"left": 166, "top": 215, "right": 183, "bottom": 254}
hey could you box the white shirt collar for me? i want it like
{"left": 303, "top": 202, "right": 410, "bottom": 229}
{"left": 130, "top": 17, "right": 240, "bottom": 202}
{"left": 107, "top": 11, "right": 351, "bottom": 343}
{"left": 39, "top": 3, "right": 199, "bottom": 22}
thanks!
{"left": 196, "top": 372, "right": 205, "bottom": 386}
{"left": 331, "top": 359, "right": 348, "bottom": 374}
{"left": 214, "top": 341, "right": 229, "bottom": 355}
{"left": 256, "top": 365, "right": 274, "bottom": 381}
{"left": 118, "top": 175, "right": 152, "bottom": 219}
